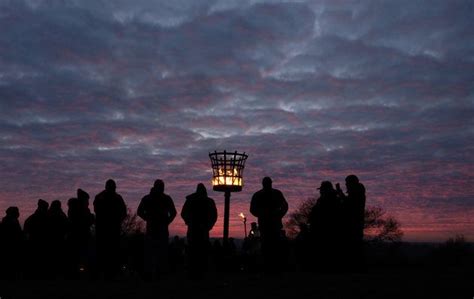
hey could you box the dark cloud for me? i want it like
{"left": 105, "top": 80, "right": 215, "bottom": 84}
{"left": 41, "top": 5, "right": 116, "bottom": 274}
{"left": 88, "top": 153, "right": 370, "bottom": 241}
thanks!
{"left": 0, "top": 0, "right": 473, "bottom": 241}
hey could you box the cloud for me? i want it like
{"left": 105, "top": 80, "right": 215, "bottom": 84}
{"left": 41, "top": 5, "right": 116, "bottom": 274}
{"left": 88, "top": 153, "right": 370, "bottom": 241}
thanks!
{"left": 0, "top": 0, "right": 473, "bottom": 241}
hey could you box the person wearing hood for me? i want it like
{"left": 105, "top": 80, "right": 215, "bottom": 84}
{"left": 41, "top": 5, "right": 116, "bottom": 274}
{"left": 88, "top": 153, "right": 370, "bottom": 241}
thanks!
{"left": 137, "top": 179, "right": 177, "bottom": 279}
{"left": 67, "top": 188, "right": 95, "bottom": 277}
{"left": 181, "top": 183, "right": 217, "bottom": 276}
{"left": 24, "top": 199, "right": 49, "bottom": 277}
{"left": 0, "top": 207, "right": 24, "bottom": 279}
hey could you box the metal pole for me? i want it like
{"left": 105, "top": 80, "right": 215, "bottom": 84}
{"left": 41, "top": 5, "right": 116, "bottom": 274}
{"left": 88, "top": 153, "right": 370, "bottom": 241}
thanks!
{"left": 223, "top": 190, "right": 231, "bottom": 244}
{"left": 243, "top": 218, "right": 247, "bottom": 238}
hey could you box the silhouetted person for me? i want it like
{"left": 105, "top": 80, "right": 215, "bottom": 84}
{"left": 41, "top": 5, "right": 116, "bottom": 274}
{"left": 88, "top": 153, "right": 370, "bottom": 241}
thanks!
{"left": 24, "top": 199, "right": 49, "bottom": 278}
{"left": 242, "top": 222, "right": 261, "bottom": 272}
{"left": 308, "top": 181, "right": 342, "bottom": 271}
{"left": 46, "top": 200, "right": 68, "bottom": 277}
{"left": 94, "top": 179, "right": 127, "bottom": 279}
{"left": 181, "top": 183, "right": 217, "bottom": 277}
{"left": 250, "top": 177, "right": 288, "bottom": 272}
{"left": 137, "top": 179, "right": 177, "bottom": 279}
{"left": 337, "top": 174, "right": 366, "bottom": 271}
{"left": 67, "top": 189, "right": 95, "bottom": 277}
{"left": 0, "top": 207, "right": 24, "bottom": 279}
{"left": 248, "top": 222, "right": 260, "bottom": 239}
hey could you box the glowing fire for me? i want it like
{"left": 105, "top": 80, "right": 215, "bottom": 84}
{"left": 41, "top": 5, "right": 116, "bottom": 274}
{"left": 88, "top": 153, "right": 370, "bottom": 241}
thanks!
{"left": 212, "top": 167, "right": 242, "bottom": 186}
{"left": 239, "top": 212, "right": 246, "bottom": 219}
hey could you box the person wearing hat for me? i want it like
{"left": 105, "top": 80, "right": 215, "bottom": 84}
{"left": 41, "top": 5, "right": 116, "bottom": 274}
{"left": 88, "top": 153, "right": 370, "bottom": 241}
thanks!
{"left": 308, "top": 181, "right": 342, "bottom": 271}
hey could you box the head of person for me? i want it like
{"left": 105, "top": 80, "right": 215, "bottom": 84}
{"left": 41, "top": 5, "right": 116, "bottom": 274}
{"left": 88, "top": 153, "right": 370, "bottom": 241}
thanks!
{"left": 317, "top": 181, "right": 335, "bottom": 196}
{"left": 105, "top": 179, "right": 116, "bottom": 193}
{"left": 196, "top": 183, "right": 207, "bottom": 197}
{"left": 250, "top": 222, "right": 258, "bottom": 230}
{"left": 153, "top": 179, "right": 165, "bottom": 194}
{"left": 262, "top": 177, "right": 272, "bottom": 190}
{"left": 77, "top": 188, "right": 89, "bottom": 201}
{"left": 6, "top": 206, "right": 19, "bottom": 219}
{"left": 68, "top": 197, "right": 78, "bottom": 209}
{"left": 345, "top": 174, "right": 359, "bottom": 191}
{"left": 50, "top": 200, "right": 62, "bottom": 212}
{"left": 37, "top": 199, "right": 49, "bottom": 213}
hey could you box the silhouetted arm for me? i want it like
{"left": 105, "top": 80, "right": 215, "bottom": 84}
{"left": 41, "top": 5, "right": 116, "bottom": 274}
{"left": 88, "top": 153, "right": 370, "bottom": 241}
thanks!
{"left": 208, "top": 199, "right": 218, "bottom": 230}
{"left": 118, "top": 195, "right": 127, "bottom": 222}
{"left": 181, "top": 199, "right": 190, "bottom": 225}
{"left": 168, "top": 196, "right": 177, "bottom": 224}
{"left": 137, "top": 197, "right": 147, "bottom": 221}
{"left": 23, "top": 217, "right": 31, "bottom": 239}
{"left": 250, "top": 193, "right": 260, "bottom": 218}
{"left": 279, "top": 191, "right": 289, "bottom": 218}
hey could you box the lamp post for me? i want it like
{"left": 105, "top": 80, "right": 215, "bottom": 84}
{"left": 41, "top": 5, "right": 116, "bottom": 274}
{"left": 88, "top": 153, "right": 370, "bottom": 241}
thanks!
{"left": 209, "top": 150, "right": 248, "bottom": 244}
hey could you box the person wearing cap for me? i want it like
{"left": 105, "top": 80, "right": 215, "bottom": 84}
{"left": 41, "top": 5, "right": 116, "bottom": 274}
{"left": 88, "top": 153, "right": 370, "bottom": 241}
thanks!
{"left": 137, "top": 179, "right": 177, "bottom": 279}
{"left": 250, "top": 177, "right": 288, "bottom": 272}
{"left": 308, "top": 181, "right": 342, "bottom": 271}
{"left": 93, "top": 179, "right": 127, "bottom": 278}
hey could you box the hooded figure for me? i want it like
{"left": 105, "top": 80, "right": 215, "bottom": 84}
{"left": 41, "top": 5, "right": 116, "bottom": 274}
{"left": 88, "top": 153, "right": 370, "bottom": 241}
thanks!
{"left": 138, "top": 179, "right": 177, "bottom": 239}
{"left": 181, "top": 183, "right": 217, "bottom": 275}
{"left": 137, "top": 179, "right": 177, "bottom": 278}
{"left": 67, "top": 189, "right": 95, "bottom": 277}
{"left": 0, "top": 207, "right": 23, "bottom": 279}
{"left": 46, "top": 200, "right": 68, "bottom": 277}
{"left": 24, "top": 199, "right": 49, "bottom": 277}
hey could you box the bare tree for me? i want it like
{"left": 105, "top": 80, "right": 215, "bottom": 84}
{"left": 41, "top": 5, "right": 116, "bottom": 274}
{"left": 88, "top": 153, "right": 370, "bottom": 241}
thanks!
{"left": 364, "top": 206, "right": 403, "bottom": 242}
{"left": 285, "top": 198, "right": 403, "bottom": 242}
{"left": 285, "top": 197, "right": 317, "bottom": 238}
{"left": 121, "top": 208, "right": 145, "bottom": 236}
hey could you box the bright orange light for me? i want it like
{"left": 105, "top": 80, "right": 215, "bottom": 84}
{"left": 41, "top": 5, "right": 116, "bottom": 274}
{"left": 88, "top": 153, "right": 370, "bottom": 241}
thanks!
{"left": 239, "top": 212, "right": 245, "bottom": 219}
{"left": 211, "top": 167, "right": 242, "bottom": 186}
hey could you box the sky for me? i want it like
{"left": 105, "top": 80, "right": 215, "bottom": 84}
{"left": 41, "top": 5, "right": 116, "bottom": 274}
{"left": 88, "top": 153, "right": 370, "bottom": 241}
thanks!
{"left": 0, "top": 0, "right": 473, "bottom": 242}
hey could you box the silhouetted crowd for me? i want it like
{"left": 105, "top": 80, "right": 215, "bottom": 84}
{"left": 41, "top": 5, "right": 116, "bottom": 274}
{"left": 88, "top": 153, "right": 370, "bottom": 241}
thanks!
{"left": 0, "top": 175, "right": 365, "bottom": 280}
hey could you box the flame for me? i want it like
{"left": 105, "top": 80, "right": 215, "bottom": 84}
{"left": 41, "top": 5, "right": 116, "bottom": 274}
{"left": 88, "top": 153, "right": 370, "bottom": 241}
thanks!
{"left": 239, "top": 212, "right": 245, "bottom": 219}
{"left": 212, "top": 167, "right": 242, "bottom": 186}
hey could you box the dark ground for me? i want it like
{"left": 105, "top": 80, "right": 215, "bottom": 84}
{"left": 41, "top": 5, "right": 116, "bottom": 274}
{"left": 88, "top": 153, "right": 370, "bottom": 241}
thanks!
{"left": 0, "top": 266, "right": 472, "bottom": 299}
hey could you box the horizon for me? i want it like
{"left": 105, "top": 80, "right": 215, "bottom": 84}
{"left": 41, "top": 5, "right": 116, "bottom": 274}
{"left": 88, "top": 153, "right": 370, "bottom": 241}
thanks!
{"left": 1, "top": 0, "right": 473, "bottom": 243}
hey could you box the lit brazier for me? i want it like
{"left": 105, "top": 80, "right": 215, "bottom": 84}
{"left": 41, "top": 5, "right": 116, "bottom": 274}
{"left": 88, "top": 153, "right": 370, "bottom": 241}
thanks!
{"left": 209, "top": 150, "right": 248, "bottom": 243}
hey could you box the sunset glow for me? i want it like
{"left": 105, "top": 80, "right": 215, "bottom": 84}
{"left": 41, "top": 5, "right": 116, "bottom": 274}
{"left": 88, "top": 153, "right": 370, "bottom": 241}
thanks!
{"left": 0, "top": 0, "right": 473, "bottom": 242}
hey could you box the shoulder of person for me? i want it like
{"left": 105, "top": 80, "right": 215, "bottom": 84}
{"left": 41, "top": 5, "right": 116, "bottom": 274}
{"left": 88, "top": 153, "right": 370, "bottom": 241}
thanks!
{"left": 273, "top": 188, "right": 284, "bottom": 196}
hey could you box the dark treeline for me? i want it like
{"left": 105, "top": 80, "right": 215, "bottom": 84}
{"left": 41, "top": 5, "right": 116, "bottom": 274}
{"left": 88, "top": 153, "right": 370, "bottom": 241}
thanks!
{"left": 0, "top": 175, "right": 390, "bottom": 280}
